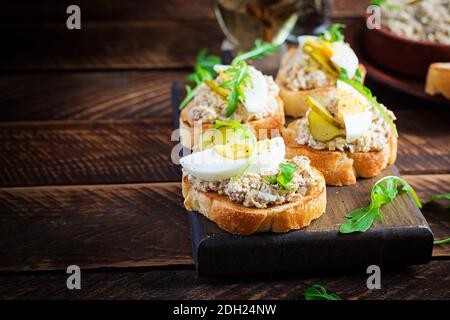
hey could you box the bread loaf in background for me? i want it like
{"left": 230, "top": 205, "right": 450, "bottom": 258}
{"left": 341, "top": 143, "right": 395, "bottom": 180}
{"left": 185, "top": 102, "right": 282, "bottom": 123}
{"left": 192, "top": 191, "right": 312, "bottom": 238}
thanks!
{"left": 425, "top": 63, "right": 450, "bottom": 100}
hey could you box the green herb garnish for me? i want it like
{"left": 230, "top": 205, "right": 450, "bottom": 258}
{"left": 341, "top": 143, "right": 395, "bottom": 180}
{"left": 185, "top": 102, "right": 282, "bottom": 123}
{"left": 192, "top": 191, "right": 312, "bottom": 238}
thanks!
{"left": 371, "top": 0, "right": 401, "bottom": 10}
{"left": 434, "top": 238, "right": 450, "bottom": 246}
{"left": 338, "top": 76, "right": 398, "bottom": 137}
{"left": 220, "top": 61, "right": 251, "bottom": 117}
{"left": 320, "top": 23, "right": 345, "bottom": 43}
{"left": 180, "top": 40, "right": 279, "bottom": 115}
{"left": 427, "top": 193, "right": 450, "bottom": 207}
{"left": 179, "top": 49, "right": 222, "bottom": 110}
{"left": 340, "top": 176, "right": 422, "bottom": 234}
{"left": 305, "top": 285, "right": 342, "bottom": 301}
{"left": 232, "top": 39, "right": 279, "bottom": 64}
{"left": 339, "top": 67, "right": 362, "bottom": 84}
{"left": 265, "top": 162, "right": 297, "bottom": 190}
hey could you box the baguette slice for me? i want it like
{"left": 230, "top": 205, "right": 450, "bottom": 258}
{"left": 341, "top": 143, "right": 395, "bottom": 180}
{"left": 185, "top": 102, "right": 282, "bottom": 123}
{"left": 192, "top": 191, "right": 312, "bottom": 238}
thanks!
{"left": 283, "top": 120, "right": 397, "bottom": 186}
{"left": 276, "top": 47, "right": 367, "bottom": 118}
{"left": 180, "top": 96, "right": 285, "bottom": 149}
{"left": 425, "top": 62, "right": 450, "bottom": 100}
{"left": 182, "top": 169, "right": 326, "bottom": 235}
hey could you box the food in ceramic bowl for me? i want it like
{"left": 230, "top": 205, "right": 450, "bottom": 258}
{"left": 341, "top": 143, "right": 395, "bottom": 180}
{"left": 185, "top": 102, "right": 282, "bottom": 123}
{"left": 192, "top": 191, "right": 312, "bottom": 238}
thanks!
{"left": 365, "top": 0, "right": 450, "bottom": 78}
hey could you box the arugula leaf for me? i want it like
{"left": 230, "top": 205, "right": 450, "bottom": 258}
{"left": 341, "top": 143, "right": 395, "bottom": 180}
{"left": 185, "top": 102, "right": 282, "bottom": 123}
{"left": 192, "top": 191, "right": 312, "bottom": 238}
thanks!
{"left": 179, "top": 49, "right": 222, "bottom": 110}
{"left": 434, "top": 238, "right": 450, "bottom": 246}
{"left": 265, "top": 162, "right": 297, "bottom": 190}
{"left": 195, "top": 48, "right": 221, "bottom": 75}
{"left": 338, "top": 76, "right": 398, "bottom": 137}
{"left": 305, "top": 284, "right": 342, "bottom": 301}
{"left": 221, "top": 61, "right": 250, "bottom": 117}
{"left": 355, "top": 68, "right": 362, "bottom": 84}
{"left": 320, "top": 23, "right": 345, "bottom": 43}
{"left": 371, "top": 0, "right": 400, "bottom": 10}
{"left": 340, "top": 176, "right": 421, "bottom": 234}
{"left": 232, "top": 39, "right": 280, "bottom": 64}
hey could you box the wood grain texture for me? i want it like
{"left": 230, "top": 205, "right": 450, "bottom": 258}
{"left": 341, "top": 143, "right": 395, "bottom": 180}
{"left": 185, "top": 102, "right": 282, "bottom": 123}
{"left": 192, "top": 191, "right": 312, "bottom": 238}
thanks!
{"left": 0, "top": 261, "right": 448, "bottom": 299}
{"left": 0, "top": 20, "right": 222, "bottom": 70}
{"left": 0, "top": 0, "right": 366, "bottom": 21}
{"left": 0, "top": 71, "right": 185, "bottom": 121}
{"left": 0, "top": 0, "right": 216, "bottom": 21}
{"left": 0, "top": 182, "right": 192, "bottom": 272}
{"left": 0, "top": 109, "right": 447, "bottom": 187}
{"left": 0, "top": 175, "right": 447, "bottom": 273}
{"left": 0, "top": 119, "right": 181, "bottom": 187}
{"left": 403, "top": 174, "right": 450, "bottom": 258}
{"left": 396, "top": 110, "right": 450, "bottom": 175}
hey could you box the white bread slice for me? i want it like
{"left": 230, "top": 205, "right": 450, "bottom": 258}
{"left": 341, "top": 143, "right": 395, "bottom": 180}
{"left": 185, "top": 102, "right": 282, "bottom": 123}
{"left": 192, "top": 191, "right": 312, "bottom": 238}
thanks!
{"left": 425, "top": 63, "right": 450, "bottom": 100}
{"left": 182, "top": 168, "right": 326, "bottom": 235}
{"left": 276, "top": 47, "right": 367, "bottom": 118}
{"left": 179, "top": 97, "right": 285, "bottom": 149}
{"left": 282, "top": 120, "right": 397, "bottom": 186}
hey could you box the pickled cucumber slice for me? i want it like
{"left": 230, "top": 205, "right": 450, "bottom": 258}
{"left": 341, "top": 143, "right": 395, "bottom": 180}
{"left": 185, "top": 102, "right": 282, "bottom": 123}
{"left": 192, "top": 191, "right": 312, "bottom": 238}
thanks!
{"left": 306, "top": 96, "right": 342, "bottom": 127}
{"left": 308, "top": 110, "right": 345, "bottom": 142}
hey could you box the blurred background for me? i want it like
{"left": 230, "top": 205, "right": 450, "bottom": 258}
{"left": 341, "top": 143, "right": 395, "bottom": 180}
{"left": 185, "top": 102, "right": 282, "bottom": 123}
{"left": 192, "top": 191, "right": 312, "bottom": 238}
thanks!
{"left": 0, "top": 0, "right": 370, "bottom": 70}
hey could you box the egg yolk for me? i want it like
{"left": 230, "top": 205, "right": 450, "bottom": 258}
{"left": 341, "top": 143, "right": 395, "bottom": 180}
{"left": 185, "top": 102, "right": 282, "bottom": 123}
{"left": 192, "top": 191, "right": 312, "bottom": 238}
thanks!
{"left": 337, "top": 89, "right": 367, "bottom": 122}
{"left": 214, "top": 143, "right": 254, "bottom": 160}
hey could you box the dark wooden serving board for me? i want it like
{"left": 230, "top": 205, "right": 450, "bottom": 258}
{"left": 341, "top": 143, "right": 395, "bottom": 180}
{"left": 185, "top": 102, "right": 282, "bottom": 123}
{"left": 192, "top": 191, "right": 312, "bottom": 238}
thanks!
{"left": 172, "top": 82, "right": 433, "bottom": 277}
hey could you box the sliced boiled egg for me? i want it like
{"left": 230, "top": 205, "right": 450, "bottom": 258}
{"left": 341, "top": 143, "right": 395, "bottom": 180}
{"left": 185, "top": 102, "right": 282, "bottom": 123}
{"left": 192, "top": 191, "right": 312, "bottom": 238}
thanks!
{"left": 336, "top": 80, "right": 372, "bottom": 143}
{"left": 180, "top": 137, "right": 285, "bottom": 181}
{"left": 242, "top": 66, "right": 268, "bottom": 113}
{"left": 247, "top": 137, "right": 285, "bottom": 176}
{"left": 329, "top": 41, "right": 359, "bottom": 79}
{"left": 213, "top": 65, "right": 268, "bottom": 114}
{"left": 180, "top": 145, "right": 252, "bottom": 182}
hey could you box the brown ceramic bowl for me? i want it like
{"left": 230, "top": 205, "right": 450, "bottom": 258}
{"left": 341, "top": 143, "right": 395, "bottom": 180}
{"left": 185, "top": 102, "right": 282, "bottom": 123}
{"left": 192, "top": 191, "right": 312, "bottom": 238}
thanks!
{"left": 365, "top": 25, "right": 450, "bottom": 79}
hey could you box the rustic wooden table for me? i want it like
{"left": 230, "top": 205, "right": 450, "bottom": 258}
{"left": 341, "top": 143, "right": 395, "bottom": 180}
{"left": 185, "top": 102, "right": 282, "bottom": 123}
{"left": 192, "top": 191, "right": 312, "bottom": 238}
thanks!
{"left": 0, "top": 1, "right": 448, "bottom": 299}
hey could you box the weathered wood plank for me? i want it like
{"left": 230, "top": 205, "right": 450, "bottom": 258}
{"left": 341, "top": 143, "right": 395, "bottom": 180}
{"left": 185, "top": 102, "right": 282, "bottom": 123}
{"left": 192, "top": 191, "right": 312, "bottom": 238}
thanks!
{"left": 0, "top": 174, "right": 447, "bottom": 273}
{"left": 0, "top": 182, "right": 192, "bottom": 272}
{"left": 0, "top": 71, "right": 185, "bottom": 121}
{"left": 403, "top": 174, "right": 450, "bottom": 258}
{"left": 0, "top": 261, "right": 448, "bottom": 299}
{"left": 0, "top": 119, "right": 181, "bottom": 187}
{"left": 0, "top": 0, "right": 368, "bottom": 22}
{"left": 0, "top": 108, "right": 447, "bottom": 187}
{"left": 396, "top": 110, "right": 450, "bottom": 175}
{"left": 0, "top": 20, "right": 222, "bottom": 70}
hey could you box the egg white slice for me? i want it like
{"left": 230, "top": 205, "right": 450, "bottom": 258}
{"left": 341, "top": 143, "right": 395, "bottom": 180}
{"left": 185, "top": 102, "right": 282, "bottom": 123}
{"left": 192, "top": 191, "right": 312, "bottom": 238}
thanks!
{"left": 242, "top": 67, "right": 268, "bottom": 114}
{"left": 180, "top": 137, "right": 286, "bottom": 181}
{"left": 247, "top": 137, "right": 285, "bottom": 176}
{"left": 180, "top": 148, "right": 250, "bottom": 182}
{"left": 330, "top": 41, "right": 359, "bottom": 79}
{"left": 343, "top": 110, "right": 372, "bottom": 143}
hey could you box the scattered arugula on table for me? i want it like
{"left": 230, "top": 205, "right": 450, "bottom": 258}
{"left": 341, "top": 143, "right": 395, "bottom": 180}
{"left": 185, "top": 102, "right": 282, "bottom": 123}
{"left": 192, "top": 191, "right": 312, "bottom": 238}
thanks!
{"left": 179, "top": 39, "right": 280, "bottom": 114}
{"left": 305, "top": 284, "right": 342, "bottom": 300}
{"left": 371, "top": 0, "right": 401, "bottom": 10}
{"left": 338, "top": 74, "right": 398, "bottom": 137}
{"left": 265, "top": 163, "right": 297, "bottom": 190}
{"left": 434, "top": 238, "right": 450, "bottom": 246}
{"left": 319, "top": 23, "right": 345, "bottom": 42}
{"left": 426, "top": 193, "right": 450, "bottom": 208}
{"left": 179, "top": 49, "right": 222, "bottom": 110}
{"left": 339, "top": 176, "right": 422, "bottom": 234}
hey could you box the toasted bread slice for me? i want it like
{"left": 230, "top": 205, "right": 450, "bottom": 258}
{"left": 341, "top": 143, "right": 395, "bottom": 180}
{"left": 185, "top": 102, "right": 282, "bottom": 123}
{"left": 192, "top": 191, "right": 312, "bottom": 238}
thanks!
{"left": 283, "top": 120, "right": 397, "bottom": 186}
{"left": 182, "top": 169, "right": 326, "bottom": 235}
{"left": 276, "top": 47, "right": 367, "bottom": 118}
{"left": 179, "top": 96, "right": 285, "bottom": 149}
{"left": 425, "top": 63, "right": 450, "bottom": 100}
